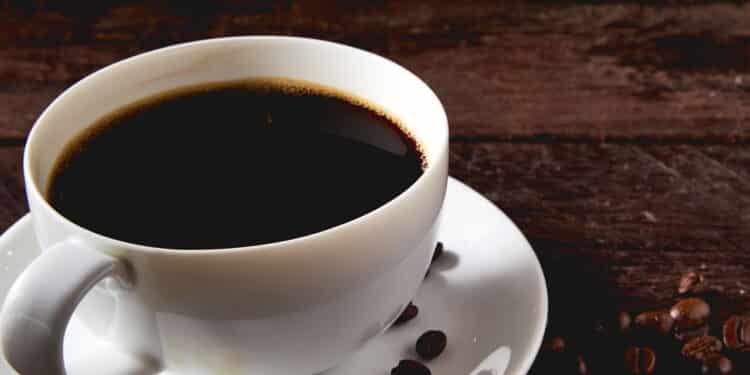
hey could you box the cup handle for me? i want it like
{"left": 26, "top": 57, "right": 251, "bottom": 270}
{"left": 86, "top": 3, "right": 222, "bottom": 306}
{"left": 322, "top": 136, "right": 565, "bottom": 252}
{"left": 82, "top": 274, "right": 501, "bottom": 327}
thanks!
{"left": 0, "top": 238, "right": 131, "bottom": 374}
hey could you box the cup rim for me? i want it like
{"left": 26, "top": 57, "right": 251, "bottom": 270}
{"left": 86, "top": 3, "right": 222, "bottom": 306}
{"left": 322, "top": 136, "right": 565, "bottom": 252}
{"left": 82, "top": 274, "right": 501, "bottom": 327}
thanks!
{"left": 24, "top": 36, "right": 449, "bottom": 255}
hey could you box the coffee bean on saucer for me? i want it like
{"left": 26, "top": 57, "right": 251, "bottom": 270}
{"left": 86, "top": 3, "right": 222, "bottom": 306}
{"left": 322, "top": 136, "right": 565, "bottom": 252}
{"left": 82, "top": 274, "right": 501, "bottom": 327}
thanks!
{"left": 671, "top": 298, "right": 711, "bottom": 331}
{"left": 674, "top": 325, "right": 710, "bottom": 342}
{"left": 624, "top": 346, "right": 656, "bottom": 374}
{"left": 416, "top": 330, "right": 447, "bottom": 360}
{"left": 701, "top": 353, "right": 732, "bottom": 375}
{"left": 679, "top": 271, "right": 706, "bottom": 295}
{"left": 635, "top": 310, "right": 674, "bottom": 335}
{"left": 682, "top": 336, "right": 723, "bottom": 361}
{"left": 391, "top": 359, "right": 430, "bottom": 375}
{"left": 394, "top": 302, "right": 419, "bottom": 326}
{"left": 431, "top": 242, "right": 444, "bottom": 263}
{"left": 722, "top": 315, "right": 750, "bottom": 351}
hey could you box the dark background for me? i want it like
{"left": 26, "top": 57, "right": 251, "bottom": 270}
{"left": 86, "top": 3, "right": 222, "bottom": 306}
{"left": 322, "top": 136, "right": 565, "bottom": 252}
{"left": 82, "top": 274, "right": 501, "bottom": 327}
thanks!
{"left": 1, "top": 1, "right": 749, "bottom": 373}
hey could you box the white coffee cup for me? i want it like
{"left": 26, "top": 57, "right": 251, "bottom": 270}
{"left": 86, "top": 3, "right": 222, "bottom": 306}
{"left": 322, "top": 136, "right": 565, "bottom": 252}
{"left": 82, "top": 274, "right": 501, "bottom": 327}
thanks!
{"left": 0, "top": 37, "right": 448, "bottom": 374}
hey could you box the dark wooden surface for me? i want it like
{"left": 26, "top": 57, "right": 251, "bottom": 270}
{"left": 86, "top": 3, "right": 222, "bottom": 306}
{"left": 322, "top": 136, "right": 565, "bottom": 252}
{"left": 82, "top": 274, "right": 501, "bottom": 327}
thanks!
{"left": 2, "top": 1, "right": 750, "bottom": 373}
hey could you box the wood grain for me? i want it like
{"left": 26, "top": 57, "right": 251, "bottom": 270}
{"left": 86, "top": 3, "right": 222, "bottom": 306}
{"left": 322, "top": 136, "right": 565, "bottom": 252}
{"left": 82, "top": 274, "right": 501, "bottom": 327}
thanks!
{"left": 1, "top": 2, "right": 750, "bottom": 142}
{"left": 1, "top": 1, "right": 750, "bottom": 373}
{"left": 449, "top": 142, "right": 750, "bottom": 373}
{"left": 450, "top": 142, "right": 750, "bottom": 306}
{"left": 0, "top": 147, "right": 25, "bottom": 228}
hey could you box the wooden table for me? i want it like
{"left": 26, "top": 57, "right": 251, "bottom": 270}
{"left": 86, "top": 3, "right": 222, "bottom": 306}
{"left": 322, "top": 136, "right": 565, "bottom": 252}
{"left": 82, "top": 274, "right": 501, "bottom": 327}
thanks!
{"left": 2, "top": 1, "right": 749, "bottom": 373}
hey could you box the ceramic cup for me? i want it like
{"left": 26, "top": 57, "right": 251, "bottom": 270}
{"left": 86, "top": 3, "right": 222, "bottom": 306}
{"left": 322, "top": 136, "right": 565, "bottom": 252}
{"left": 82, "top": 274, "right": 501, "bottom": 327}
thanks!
{"left": 0, "top": 37, "right": 448, "bottom": 375}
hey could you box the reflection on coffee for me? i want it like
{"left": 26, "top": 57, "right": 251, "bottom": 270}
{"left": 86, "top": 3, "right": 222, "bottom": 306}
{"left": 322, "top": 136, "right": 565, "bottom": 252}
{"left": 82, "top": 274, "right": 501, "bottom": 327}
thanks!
{"left": 47, "top": 78, "right": 425, "bottom": 249}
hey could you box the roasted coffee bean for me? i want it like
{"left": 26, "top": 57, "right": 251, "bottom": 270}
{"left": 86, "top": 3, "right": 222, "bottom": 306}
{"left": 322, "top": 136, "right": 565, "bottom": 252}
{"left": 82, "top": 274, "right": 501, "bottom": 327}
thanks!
{"left": 723, "top": 315, "right": 750, "bottom": 351}
{"left": 701, "top": 354, "right": 732, "bottom": 375}
{"left": 544, "top": 336, "right": 567, "bottom": 353}
{"left": 635, "top": 310, "right": 674, "bottom": 335}
{"left": 391, "top": 359, "right": 430, "bottom": 375}
{"left": 431, "top": 242, "right": 444, "bottom": 262}
{"left": 674, "top": 325, "right": 710, "bottom": 342}
{"left": 576, "top": 355, "right": 588, "bottom": 375}
{"left": 624, "top": 346, "right": 656, "bottom": 374}
{"left": 679, "top": 271, "right": 706, "bottom": 295}
{"left": 394, "top": 302, "right": 419, "bottom": 326}
{"left": 671, "top": 298, "right": 711, "bottom": 331}
{"left": 618, "top": 312, "right": 633, "bottom": 334}
{"left": 416, "top": 330, "right": 447, "bottom": 360}
{"left": 682, "top": 336, "right": 723, "bottom": 361}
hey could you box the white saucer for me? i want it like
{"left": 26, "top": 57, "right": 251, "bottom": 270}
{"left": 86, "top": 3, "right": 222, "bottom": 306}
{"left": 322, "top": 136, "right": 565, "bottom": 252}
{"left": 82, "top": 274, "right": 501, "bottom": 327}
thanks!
{"left": 0, "top": 178, "right": 547, "bottom": 375}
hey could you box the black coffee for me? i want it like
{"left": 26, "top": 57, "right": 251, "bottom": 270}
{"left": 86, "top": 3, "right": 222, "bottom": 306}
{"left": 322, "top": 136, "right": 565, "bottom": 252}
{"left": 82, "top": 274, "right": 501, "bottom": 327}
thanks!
{"left": 47, "top": 79, "right": 425, "bottom": 249}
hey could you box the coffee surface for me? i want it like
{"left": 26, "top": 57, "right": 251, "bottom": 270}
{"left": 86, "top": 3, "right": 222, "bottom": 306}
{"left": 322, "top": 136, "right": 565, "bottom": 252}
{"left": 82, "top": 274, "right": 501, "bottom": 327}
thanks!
{"left": 48, "top": 79, "right": 424, "bottom": 249}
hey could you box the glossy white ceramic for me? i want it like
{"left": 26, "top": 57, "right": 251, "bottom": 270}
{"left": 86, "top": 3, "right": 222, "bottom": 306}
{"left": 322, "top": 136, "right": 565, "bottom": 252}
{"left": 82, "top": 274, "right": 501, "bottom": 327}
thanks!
{"left": 0, "top": 37, "right": 449, "bottom": 374}
{"left": 0, "top": 178, "right": 548, "bottom": 375}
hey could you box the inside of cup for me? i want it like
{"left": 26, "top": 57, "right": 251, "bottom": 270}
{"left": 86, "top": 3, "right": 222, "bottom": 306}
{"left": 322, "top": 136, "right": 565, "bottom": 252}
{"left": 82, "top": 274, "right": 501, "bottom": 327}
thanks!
{"left": 26, "top": 37, "right": 448, "bottom": 196}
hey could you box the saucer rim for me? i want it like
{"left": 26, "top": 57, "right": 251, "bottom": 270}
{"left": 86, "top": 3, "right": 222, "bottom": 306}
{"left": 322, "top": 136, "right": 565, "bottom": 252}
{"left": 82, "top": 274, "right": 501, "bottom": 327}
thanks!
{"left": 448, "top": 178, "right": 548, "bottom": 375}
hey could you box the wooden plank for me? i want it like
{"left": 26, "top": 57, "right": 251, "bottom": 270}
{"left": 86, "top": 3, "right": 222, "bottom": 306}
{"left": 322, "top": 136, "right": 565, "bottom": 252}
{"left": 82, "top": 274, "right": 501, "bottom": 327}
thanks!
{"left": 0, "top": 147, "right": 26, "bottom": 228}
{"left": 0, "top": 84, "right": 67, "bottom": 139}
{"left": 1, "top": 2, "right": 750, "bottom": 141}
{"left": 449, "top": 142, "right": 750, "bottom": 317}
{"left": 450, "top": 141, "right": 750, "bottom": 371}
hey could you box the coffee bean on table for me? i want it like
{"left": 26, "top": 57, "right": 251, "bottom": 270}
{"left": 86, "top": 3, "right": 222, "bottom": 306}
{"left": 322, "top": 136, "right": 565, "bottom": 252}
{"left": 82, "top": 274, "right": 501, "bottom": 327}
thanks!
{"left": 431, "top": 242, "right": 444, "bottom": 263}
{"left": 701, "top": 353, "right": 732, "bottom": 375}
{"left": 624, "top": 346, "right": 656, "bottom": 374}
{"left": 671, "top": 298, "right": 711, "bottom": 331}
{"left": 416, "top": 330, "right": 447, "bottom": 360}
{"left": 722, "top": 315, "right": 750, "bottom": 351}
{"left": 674, "top": 325, "right": 710, "bottom": 342}
{"left": 576, "top": 355, "right": 588, "bottom": 375}
{"left": 618, "top": 311, "right": 633, "bottom": 334}
{"left": 544, "top": 336, "right": 567, "bottom": 353}
{"left": 681, "top": 336, "right": 723, "bottom": 361}
{"left": 394, "top": 302, "right": 419, "bottom": 326}
{"left": 678, "top": 271, "right": 706, "bottom": 295}
{"left": 635, "top": 310, "right": 674, "bottom": 335}
{"left": 391, "top": 359, "right": 430, "bottom": 375}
